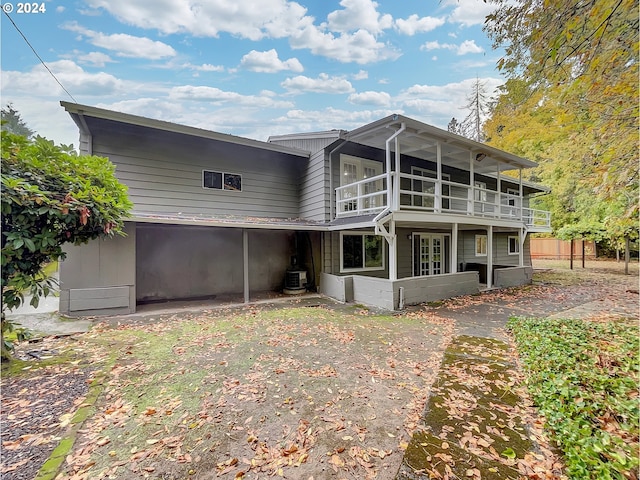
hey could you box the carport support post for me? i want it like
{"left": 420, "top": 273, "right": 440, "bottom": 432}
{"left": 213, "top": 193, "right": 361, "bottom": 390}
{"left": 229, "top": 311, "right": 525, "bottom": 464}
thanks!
{"left": 487, "top": 225, "right": 493, "bottom": 289}
{"left": 243, "top": 229, "right": 249, "bottom": 303}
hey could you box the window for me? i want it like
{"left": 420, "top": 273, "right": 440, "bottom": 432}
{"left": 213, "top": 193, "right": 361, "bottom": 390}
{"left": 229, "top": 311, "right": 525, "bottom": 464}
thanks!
{"left": 203, "top": 170, "right": 242, "bottom": 192}
{"left": 508, "top": 236, "right": 520, "bottom": 255}
{"left": 474, "top": 181, "right": 487, "bottom": 202}
{"left": 411, "top": 167, "right": 450, "bottom": 209}
{"left": 341, "top": 233, "right": 384, "bottom": 272}
{"left": 475, "top": 234, "right": 487, "bottom": 256}
{"left": 339, "top": 155, "right": 383, "bottom": 212}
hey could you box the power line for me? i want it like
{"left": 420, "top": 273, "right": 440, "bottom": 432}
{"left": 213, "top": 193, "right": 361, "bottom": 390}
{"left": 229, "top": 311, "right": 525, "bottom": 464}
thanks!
{"left": 2, "top": 8, "right": 78, "bottom": 103}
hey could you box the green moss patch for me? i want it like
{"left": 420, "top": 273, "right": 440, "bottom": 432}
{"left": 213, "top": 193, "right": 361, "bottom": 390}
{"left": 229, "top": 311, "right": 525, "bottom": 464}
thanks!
{"left": 397, "top": 335, "right": 540, "bottom": 480}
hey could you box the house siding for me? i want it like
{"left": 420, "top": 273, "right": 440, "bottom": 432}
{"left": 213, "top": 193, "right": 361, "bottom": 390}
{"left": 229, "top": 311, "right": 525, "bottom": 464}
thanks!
{"left": 459, "top": 231, "right": 531, "bottom": 267}
{"left": 59, "top": 222, "right": 136, "bottom": 316}
{"left": 300, "top": 150, "right": 330, "bottom": 221}
{"left": 89, "top": 122, "right": 303, "bottom": 218}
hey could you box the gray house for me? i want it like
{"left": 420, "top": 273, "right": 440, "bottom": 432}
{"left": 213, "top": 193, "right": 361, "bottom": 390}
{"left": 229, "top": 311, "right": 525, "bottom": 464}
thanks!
{"left": 59, "top": 102, "right": 551, "bottom": 315}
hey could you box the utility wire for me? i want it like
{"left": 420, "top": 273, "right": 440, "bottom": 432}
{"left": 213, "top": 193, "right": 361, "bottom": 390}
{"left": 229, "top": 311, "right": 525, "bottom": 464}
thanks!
{"left": 2, "top": 8, "right": 78, "bottom": 103}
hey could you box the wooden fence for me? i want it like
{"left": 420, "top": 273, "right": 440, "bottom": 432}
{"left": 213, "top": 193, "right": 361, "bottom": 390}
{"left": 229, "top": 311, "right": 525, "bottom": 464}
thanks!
{"left": 530, "top": 238, "right": 597, "bottom": 259}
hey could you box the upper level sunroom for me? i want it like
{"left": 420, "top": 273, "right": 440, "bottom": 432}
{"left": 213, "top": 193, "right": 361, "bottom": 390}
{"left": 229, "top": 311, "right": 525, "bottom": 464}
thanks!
{"left": 332, "top": 115, "right": 551, "bottom": 232}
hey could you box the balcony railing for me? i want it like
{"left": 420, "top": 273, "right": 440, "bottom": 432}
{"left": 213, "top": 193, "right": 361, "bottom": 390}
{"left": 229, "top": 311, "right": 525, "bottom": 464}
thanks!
{"left": 335, "top": 172, "right": 551, "bottom": 229}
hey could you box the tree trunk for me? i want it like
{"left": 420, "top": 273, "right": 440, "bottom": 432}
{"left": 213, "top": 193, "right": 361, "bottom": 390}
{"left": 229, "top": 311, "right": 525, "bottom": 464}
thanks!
{"left": 625, "top": 236, "right": 630, "bottom": 275}
{"left": 582, "top": 240, "right": 586, "bottom": 268}
{"left": 570, "top": 239, "right": 574, "bottom": 270}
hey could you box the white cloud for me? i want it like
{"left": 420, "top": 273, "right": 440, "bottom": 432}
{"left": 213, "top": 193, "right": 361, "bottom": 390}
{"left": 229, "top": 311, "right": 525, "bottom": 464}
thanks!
{"left": 62, "top": 22, "right": 176, "bottom": 59}
{"left": 420, "top": 39, "right": 484, "bottom": 55}
{"left": 443, "top": 0, "right": 497, "bottom": 27}
{"left": 240, "top": 49, "right": 304, "bottom": 73}
{"left": 281, "top": 73, "right": 355, "bottom": 94}
{"left": 348, "top": 91, "right": 391, "bottom": 107}
{"left": 274, "top": 107, "right": 396, "bottom": 134}
{"left": 395, "top": 14, "right": 445, "bottom": 35}
{"left": 397, "top": 77, "right": 503, "bottom": 128}
{"left": 56, "top": 6, "right": 65, "bottom": 13}
{"left": 75, "top": 51, "right": 115, "bottom": 67}
{"left": 352, "top": 70, "right": 369, "bottom": 80}
{"left": 83, "top": 0, "right": 311, "bottom": 41}
{"left": 1, "top": 60, "right": 125, "bottom": 97}
{"left": 290, "top": 26, "right": 400, "bottom": 64}
{"left": 326, "top": 0, "right": 393, "bottom": 35}
{"left": 169, "top": 85, "right": 294, "bottom": 108}
{"left": 191, "top": 63, "right": 225, "bottom": 72}
{"left": 82, "top": 0, "right": 399, "bottom": 64}
{"left": 457, "top": 40, "right": 484, "bottom": 55}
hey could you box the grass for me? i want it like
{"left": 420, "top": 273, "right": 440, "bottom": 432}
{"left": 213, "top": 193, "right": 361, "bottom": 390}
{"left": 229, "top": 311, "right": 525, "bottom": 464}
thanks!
{"left": 507, "top": 317, "right": 639, "bottom": 479}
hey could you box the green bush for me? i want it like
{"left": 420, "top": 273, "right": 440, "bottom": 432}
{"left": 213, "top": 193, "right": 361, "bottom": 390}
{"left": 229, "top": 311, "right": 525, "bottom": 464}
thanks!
{"left": 508, "top": 317, "right": 639, "bottom": 479}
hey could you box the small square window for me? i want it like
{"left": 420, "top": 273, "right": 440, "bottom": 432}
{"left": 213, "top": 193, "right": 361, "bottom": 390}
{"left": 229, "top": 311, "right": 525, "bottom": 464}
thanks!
{"left": 475, "top": 234, "right": 487, "bottom": 256}
{"left": 508, "top": 236, "right": 520, "bottom": 255}
{"left": 224, "top": 173, "right": 242, "bottom": 191}
{"left": 203, "top": 170, "right": 242, "bottom": 191}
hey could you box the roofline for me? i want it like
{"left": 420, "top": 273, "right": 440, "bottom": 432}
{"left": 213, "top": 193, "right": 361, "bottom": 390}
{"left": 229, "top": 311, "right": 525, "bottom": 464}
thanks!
{"left": 344, "top": 114, "right": 538, "bottom": 170}
{"left": 268, "top": 129, "right": 345, "bottom": 143}
{"left": 60, "top": 101, "right": 310, "bottom": 158}
{"left": 131, "top": 213, "right": 327, "bottom": 231}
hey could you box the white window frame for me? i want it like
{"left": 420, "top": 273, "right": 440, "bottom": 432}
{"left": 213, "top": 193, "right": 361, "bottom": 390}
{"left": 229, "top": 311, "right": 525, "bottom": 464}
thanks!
{"left": 410, "top": 167, "right": 450, "bottom": 208}
{"left": 340, "top": 232, "right": 385, "bottom": 273}
{"left": 474, "top": 181, "right": 488, "bottom": 202}
{"left": 475, "top": 234, "right": 488, "bottom": 257}
{"left": 340, "top": 155, "right": 383, "bottom": 187}
{"left": 202, "top": 170, "right": 242, "bottom": 192}
{"left": 508, "top": 235, "right": 520, "bottom": 255}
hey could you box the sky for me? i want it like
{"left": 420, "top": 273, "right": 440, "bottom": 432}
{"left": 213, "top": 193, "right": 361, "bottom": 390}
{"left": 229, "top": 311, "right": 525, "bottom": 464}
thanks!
{"left": 1, "top": 0, "right": 507, "bottom": 148}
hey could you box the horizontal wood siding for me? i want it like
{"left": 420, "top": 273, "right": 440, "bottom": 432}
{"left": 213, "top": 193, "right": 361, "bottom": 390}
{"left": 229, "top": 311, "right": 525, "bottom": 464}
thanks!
{"left": 300, "top": 150, "right": 330, "bottom": 221}
{"left": 397, "top": 228, "right": 413, "bottom": 279}
{"left": 459, "top": 231, "right": 530, "bottom": 266}
{"left": 90, "top": 121, "right": 304, "bottom": 218}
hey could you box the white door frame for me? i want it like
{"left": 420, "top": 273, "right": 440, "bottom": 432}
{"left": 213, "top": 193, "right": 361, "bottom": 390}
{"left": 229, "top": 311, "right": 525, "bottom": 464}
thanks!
{"left": 412, "top": 233, "right": 450, "bottom": 276}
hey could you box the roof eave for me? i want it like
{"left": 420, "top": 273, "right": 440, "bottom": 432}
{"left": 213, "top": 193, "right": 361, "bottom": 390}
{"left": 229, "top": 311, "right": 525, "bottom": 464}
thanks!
{"left": 60, "top": 101, "right": 310, "bottom": 158}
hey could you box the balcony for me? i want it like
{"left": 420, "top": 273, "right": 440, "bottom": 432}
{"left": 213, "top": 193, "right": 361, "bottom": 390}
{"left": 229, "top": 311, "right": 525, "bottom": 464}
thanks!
{"left": 335, "top": 172, "right": 551, "bottom": 230}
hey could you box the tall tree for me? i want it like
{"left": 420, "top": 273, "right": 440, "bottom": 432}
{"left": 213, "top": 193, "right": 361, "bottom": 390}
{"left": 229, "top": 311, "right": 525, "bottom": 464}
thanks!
{"left": 484, "top": 0, "right": 638, "bottom": 211}
{"left": 484, "top": 0, "right": 638, "bottom": 253}
{"left": 1, "top": 131, "right": 132, "bottom": 360}
{"left": 1, "top": 103, "right": 34, "bottom": 139}
{"left": 460, "top": 78, "right": 492, "bottom": 142}
{"left": 447, "top": 117, "right": 461, "bottom": 135}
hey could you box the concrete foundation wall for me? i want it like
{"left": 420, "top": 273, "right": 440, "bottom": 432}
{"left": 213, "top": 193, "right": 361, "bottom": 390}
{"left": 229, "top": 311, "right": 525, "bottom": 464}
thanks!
{"left": 395, "top": 271, "right": 479, "bottom": 307}
{"left": 319, "top": 273, "right": 353, "bottom": 302}
{"left": 321, "top": 271, "right": 479, "bottom": 310}
{"left": 59, "top": 222, "right": 136, "bottom": 316}
{"left": 493, "top": 266, "right": 533, "bottom": 288}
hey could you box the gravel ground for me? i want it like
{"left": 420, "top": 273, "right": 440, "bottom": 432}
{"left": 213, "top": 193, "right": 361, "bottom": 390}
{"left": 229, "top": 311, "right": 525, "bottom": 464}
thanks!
{"left": 1, "top": 342, "right": 92, "bottom": 480}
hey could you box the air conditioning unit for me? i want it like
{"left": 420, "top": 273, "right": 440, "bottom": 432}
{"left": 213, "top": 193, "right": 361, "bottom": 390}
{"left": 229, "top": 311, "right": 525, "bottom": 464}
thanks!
{"left": 284, "top": 270, "right": 307, "bottom": 295}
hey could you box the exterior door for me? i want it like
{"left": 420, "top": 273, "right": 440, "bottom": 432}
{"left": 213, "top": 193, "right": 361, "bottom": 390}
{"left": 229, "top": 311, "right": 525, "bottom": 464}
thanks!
{"left": 413, "top": 234, "right": 447, "bottom": 276}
